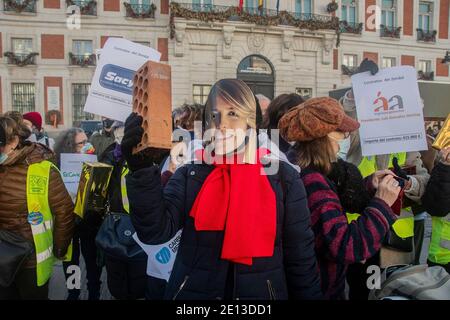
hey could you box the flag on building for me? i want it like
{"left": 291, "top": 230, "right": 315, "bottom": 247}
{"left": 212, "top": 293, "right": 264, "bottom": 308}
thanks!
{"left": 276, "top": 0, "right": 280, "bottom": 14}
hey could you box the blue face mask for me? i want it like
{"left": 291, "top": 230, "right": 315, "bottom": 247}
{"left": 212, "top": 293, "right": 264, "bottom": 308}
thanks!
{"left": 337, "top": 137, "right": 351, "bottom": 161}
{"left": 0, "top": 153, "right": 8, "bottom": 165}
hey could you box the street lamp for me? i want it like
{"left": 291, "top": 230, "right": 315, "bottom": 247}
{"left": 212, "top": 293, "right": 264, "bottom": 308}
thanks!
{"left": 442, "top": 51, "right": 450, "bottom": 64}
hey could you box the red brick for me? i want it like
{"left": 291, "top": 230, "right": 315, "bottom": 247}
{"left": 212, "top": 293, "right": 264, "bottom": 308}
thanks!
{"left": 403, "top": 0, "right": 413, "bottom": 36}
{"left": 401, "top": 55, "right": 415, "bottom": 67}
{"left": 436, "top": 58, "right": 449, "bottom": 77}
{"left": 0, "top": 77, "right": 3, "bottom": 114}
{"left": 100, "top": 36, "right": 122, "bottom": 48}
{"left": 365, "top": 0, "right": 376, "bottom": 32}
{"left": 158, "top": 38, "right": 168, "bottom": 62}
{"left": 363, "top": 51, "right": 378, "bottom": 64}
{"left": 104, "top": 0, "right": 120, "bottom": 12}
{"left": 333, "top": 49, "right": 338, "bottom": 70}
{"left": 43, "top": 0, "right": 60, "bottom": 9}
{"left": 44, "top": 77, "right": 64, "bottom": 125}
{"left": 439, "top": 0, "right": 449, "bottom": 39}
{"left": 160, "top": 0, "right": 169, "bottom": 15}
{"left": 41, "top": 35, "right": 65, "bottom": 59}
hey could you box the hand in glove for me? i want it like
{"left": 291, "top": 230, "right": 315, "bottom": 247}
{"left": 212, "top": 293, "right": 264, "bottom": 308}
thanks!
{"left": 121, "top": 113, "right": 155, "bottom": 172}
{"left": 392, "top": 157, "right": 409, "bottom": 180}
{"left": 357, "top": 58, "right": 379, "bottom": 75}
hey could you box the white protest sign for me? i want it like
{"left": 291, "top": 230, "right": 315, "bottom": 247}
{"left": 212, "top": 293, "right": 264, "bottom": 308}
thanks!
{"left": 84, "top": 38, "right": 161, "bottom": 121}
{"left": 133, "top": 229, "right": 182, "bottom": 282}
{"left": 47, "top": 87, "right": 60, "bottom": 111}
{"left": 351, "top": 66, "right": 427, "bottom": 157}
{"left": 60, "top": 153, "right": 97, "bottom": 199}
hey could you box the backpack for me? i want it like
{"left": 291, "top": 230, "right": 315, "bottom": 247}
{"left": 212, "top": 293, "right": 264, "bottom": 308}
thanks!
{"left": 369, "top": 264, "right": 450, "bottom": 300}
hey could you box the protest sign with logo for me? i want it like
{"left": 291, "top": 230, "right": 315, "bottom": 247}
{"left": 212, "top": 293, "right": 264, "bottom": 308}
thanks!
{"left": 84, "top": 38, "right": 161, "bottom": 122}
{"left": 60, "top": 153, "right": 97, "bottom": 199}
{"left": 133, "top": 230, "right": 182, "bottom": 282}
{"left": 351, "top": 66, "right": 427, "bottom": 156}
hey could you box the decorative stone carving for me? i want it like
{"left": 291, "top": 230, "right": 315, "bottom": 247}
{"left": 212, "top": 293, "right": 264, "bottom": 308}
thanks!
{"left": 247, "top": 34, "right": 265, "bottom": 54}
{"left": 321, "top": 33, "right": 335, "bottom": 65}
{"left": 282, "top": 30, "right": 294, "bottom": 62}
{"left": 174, "top": 22, "right": 186, "bottom": 57}
{"left": 222, "top": 26, "right": 235, "bottom": 59}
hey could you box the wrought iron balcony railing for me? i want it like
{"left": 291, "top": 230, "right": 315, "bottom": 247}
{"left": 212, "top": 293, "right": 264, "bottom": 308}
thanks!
{"left": 124, "top": 2, "right": 157, "bottom": 19}
{"left": 171, "top": 2, "right": 337, "bottom": 26}
{"left": 66, "top": 0, "right": 97, "bottom": 16}
{"left": 341, "top": 65, "right": 359, "bottom": 76}
{"left": 380, "top": 25, "right": 402, "bottom": 38}
{"left": 339, "top": 21, "right": 363, "bottom": 34}
{"left": 416, "top": 29, "right": 437, "bottom": 43}
{"left": 69, "top": 53, "right": 96, "bottom": 67}
{"left": 418, "top": 71, "right": 434, "bottom": 81}
{"left": 4, "top": 52, "right": 38, "bottom": 66}
{"left": 3, "top": 0, "right": 37, "bottom": 13}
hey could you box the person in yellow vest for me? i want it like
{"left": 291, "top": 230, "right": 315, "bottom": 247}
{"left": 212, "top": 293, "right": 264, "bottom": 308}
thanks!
{"left": 0, "top": 115, "right": 74, "bottom": 300}
{"left": 422, "top": 147, "right": 450, "bottom": 273}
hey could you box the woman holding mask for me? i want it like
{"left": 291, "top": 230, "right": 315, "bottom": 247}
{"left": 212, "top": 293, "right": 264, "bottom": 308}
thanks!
{"left": 278, "top": 97, "right": 401, "bottom": 300}
{"left": 122, "top": 79, "right": 322, "bottom": 300}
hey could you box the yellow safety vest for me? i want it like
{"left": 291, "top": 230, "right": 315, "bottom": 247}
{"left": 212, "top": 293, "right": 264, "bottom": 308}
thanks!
{"left": 428, "top": 214, "right": 450, "bottom": 265}
{"left": 347, "top": 153, "right": 413, "bottom": 240}
{"left": 121, "top": 166, "right": 130, "bottom": 214}
{"left": 26, "top": 161, "right": 56, "bottom": 286}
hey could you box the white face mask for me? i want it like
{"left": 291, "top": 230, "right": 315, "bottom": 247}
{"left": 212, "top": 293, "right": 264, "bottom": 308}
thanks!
{"left": 337, "top": 137, "right": 351, "bottom": 161}
{"left": 26, "top": 133, "right": 37, "bottom": 143}
{"left": 0, "top": 153, "right": 8, "bottom": 165}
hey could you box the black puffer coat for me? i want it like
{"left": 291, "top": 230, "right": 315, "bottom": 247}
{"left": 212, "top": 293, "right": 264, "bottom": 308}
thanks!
{"left": 127, "top": 160, "right": 322, "bottom": 300}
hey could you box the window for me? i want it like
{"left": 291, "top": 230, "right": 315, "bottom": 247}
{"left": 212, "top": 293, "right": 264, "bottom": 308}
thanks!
{"left": 72, "top": 84, "right": 95, "bottom": 123}
{"left": 418, "top": 60, "right": 432, "bottom": 72}
{"left": 11, "top": 83, "right": 35, "bottom": 114}
{"left": 193, "top": 85, "right": 211, "bottom": 104}
{"left": 72, "top": 40, "right": 93, "bottom": 57}
{"left": 419, "top": 2, "right": 433, "bottom": 32}
{"left": 12, "top": 38, "right": 33, "bottom": 55}
{"left": 295, "top": 88, "right": 313, "bottom": 99}
{"left": 343, "top": 54, "right": 358, "bottom": 68}
{"left": 382, "top": 57, "right": 396, "bottom": 68}
{"left": 192, "top": 0, "right": 212, "bottom": 11}
{"left": 381, "top": 0, "right": 397, "bottom": 28}
{"left": 295, "top": 0, "right": 312, "bottom": 17}
{"left": 341, "top": 0, "right": 357, "bottom": 25}
{"left": 135, "top": 41, "right": 151, "bottom": 47}
{"left": 130, "top": 0, "right": 152, "bottom": 13}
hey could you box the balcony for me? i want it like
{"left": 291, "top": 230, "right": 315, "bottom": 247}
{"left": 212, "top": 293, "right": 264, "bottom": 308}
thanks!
{"left": 170, "top": 2, "right": 339, "bottom": 37}
{"left": 3, "top": 0, "right": 37, "bottom": 13}
{"left": 416, "top": 29, "right": 437, "bottom": 43}
{"left": 341, "top": 65, "right": 359, "bottom": 76}
{"left": 4, "top": 52, "right": 38, "bottom": 66}
{"left": 339, "top": 21, "right": 363, "bottom": 34}
{"left": 69, "top": 53, "right": 96, "bottom": 67}
{"left": 124, "top": 2, "right": 157, "bottom": 19}
{"left": 66, "top": 0, "right": 97, "bottom": 16}
{"left": 380, "top": 25, "right": 401, "bottom": 39}
{"left": 418, "top": 71, "right": 434, "bottom": 81}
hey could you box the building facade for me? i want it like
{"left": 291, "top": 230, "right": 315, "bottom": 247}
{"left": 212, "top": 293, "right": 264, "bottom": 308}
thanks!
{"left": 1, "top": 0, "right": 449, "bottom": 130}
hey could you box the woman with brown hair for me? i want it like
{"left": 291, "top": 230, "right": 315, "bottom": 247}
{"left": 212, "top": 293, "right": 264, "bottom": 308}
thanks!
{"left": 0, "top": 115, "right": 74, "bottom": 300}
{"left": 278, "top": 97, "right": 401, "bottom": 300}
{"left": 120, "top": 79, "right": 322, "bottom": 300}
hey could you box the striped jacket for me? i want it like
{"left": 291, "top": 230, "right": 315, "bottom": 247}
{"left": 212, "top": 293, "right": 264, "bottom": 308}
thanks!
{"left": 300, "top": 167, "right": 397, "bottom": 299}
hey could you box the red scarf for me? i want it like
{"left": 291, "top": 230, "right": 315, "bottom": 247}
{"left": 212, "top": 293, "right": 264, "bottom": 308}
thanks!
{"left": 189, "top": 149, "right": 277, "bottom": 265}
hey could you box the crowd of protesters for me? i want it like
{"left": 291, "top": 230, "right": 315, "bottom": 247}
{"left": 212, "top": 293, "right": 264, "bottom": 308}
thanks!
{"left": 0, "top": 59, "right": 449, "bottom": 300}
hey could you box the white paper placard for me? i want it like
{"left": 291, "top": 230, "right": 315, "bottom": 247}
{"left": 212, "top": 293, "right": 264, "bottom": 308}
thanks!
{"left": 47, "top": 87, "right": 60, "bottom": 111}
{"left": 351, "top": 66, "right": 427, "bottom": 156}
{"left": 60, "top": 153, "right": 97, "bottom": 200}
{"left": 83, "top": 38, "right": 161, "bottom": 121}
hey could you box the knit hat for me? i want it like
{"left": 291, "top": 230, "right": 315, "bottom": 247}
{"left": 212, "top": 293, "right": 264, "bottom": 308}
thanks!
{"left": 278, "top": 97, "right": 360, "bottom": 142}
{"left": 23, "top": 112, "right": 43, "bottom": 130}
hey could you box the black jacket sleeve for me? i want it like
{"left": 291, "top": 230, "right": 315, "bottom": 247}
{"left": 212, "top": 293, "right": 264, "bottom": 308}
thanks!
{"left": 126, "top": 165, "right": 187, "bottom": 244}
{"left": 422, "top": 162, "right": 450, "bottom": 217}
{"left": 281, "top": 163, "right": 323, "bottom": 300}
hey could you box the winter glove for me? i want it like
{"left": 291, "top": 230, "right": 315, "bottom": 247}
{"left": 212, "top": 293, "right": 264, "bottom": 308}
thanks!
{"left": 357, "top": 58, "right": 379, "bottom": 75}
{"left": 121, "top": 113, "right": 155, "bottom": 172}
{"left": 392, "top": 157, "right": 409, "bottom": 180}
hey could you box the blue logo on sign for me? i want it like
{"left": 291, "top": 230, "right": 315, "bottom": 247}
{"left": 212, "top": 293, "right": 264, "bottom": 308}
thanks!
{"left": 99, "top": 64, "right": 135, "bottom": 95}
{"left": 27, "top": 212, "right": 44, "bottom": 226}
{"left": 155, "top": 247, "right": 171, "bottom": 264}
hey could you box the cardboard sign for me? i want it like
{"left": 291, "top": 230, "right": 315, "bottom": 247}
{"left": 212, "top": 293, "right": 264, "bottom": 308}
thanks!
{"left": 60, "top": 153, "right": 97, "bottom": 200}
{"left": 351, "top": 66, "right": 427, "bottom": 156}
{"left": 83, "top": 38, "right": 161, "bottom": 122}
